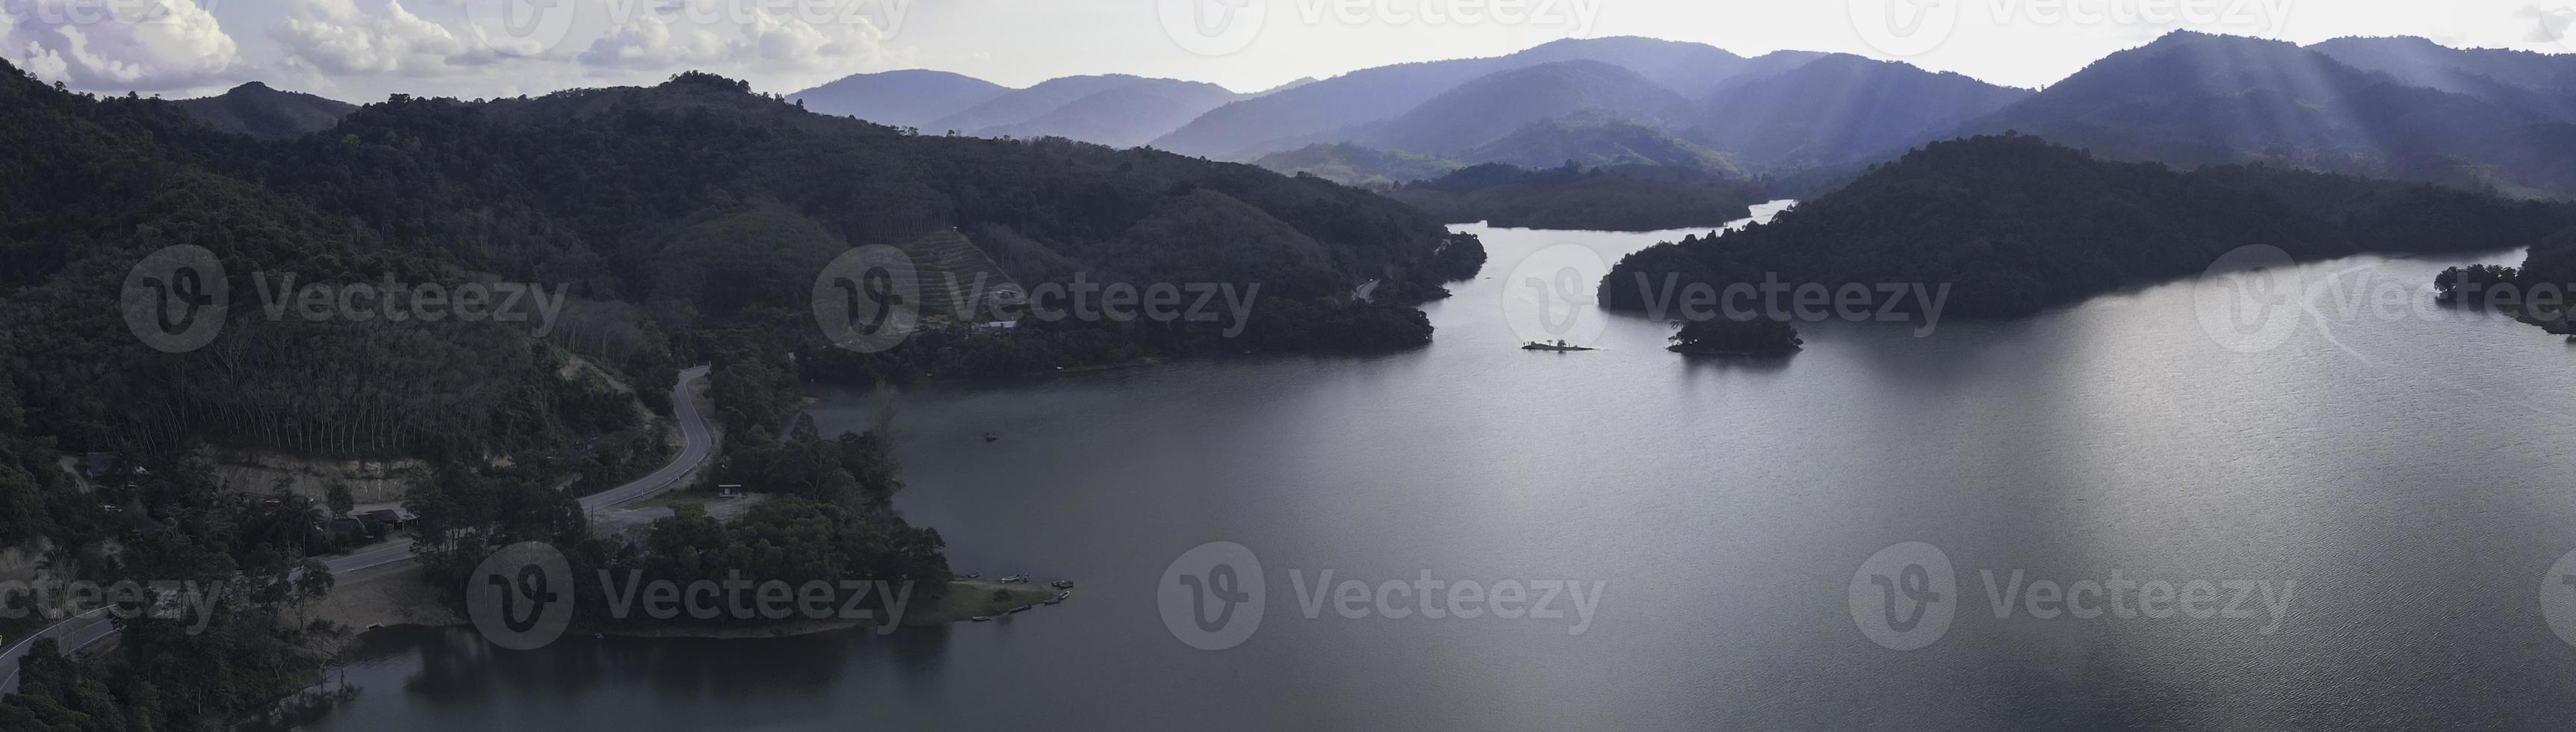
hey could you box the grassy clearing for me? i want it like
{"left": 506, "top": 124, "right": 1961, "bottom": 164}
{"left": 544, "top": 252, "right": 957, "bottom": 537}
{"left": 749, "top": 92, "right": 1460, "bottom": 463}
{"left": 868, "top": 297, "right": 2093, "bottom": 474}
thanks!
{"left": 905, "top": 580, "right": 1057, "bottom": 626}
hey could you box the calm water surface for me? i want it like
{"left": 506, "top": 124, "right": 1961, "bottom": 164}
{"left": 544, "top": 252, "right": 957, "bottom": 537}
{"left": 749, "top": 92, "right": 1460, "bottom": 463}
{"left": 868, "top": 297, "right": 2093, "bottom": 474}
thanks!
{"left": 296, "top": 207, "right": 2576, "bottom": 731}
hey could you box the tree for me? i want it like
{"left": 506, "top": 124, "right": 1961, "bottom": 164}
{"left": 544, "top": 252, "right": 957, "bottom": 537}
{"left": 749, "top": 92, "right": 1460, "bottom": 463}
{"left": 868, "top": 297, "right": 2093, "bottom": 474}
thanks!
{"left": 1669, "top": 317, "right": 1803, "bottom": 354}
{"left": 325, "top": 483, "right": 354, "bottom": 517}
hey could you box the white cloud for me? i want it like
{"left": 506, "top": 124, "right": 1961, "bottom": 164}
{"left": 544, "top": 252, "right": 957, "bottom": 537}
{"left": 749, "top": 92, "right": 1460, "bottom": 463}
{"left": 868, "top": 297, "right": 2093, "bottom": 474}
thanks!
{"left": 576, "top": 0, "right": 900, "bottom": 73}
{"left": 1, "top": 0, "right": 240, "bottom": 90}
{"left": 273, "top": 0, "right": 499, "bottom": 77}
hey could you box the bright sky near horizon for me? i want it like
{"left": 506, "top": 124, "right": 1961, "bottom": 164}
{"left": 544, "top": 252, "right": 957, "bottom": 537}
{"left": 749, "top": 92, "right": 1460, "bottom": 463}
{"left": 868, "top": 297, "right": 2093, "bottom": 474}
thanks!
{"left": 2, "top": 0, "right": 2571, "bottom": 102}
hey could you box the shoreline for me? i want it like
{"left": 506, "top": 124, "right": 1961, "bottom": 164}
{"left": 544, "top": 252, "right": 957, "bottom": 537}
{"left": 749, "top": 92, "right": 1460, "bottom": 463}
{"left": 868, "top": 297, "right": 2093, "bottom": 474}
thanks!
{"left": 315, "top": 574, "right": 1067, "bottom": 642}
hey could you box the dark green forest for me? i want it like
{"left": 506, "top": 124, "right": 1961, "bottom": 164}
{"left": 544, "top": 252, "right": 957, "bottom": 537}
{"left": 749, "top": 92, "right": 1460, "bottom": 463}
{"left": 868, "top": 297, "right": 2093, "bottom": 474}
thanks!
{"left": 1603, "top": 134, "right": 2575, "bottom": 318}
{"left": 0, "top": 58, "right": 1481, "bottom": 729}
{"left": 1389, "top": 163, "right": 1776, "bottom": 232}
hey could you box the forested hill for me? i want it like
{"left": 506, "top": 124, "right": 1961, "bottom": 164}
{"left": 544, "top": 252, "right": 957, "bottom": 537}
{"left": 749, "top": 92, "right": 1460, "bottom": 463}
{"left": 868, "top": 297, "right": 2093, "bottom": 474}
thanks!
{"left": 0, "top": 64, "right": 1484, "bottom": 468}
{"left": 0, "top": 61, "right": 645, "bottom": 468}
{"left": 1600, "top": 134, "right": 2572, "bottom": 318}
{"left": 1388, "top": 163, "right": 1774, "bottom": 231}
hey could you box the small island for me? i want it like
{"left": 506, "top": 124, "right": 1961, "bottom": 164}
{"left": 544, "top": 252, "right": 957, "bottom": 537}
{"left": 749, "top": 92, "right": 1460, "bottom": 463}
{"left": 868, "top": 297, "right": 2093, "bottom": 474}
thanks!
{"left": 1668, "top": 318, "right": 1803, "bottom": 356}
{"left": 1523, "top": 340, "right": 1597, "bottom": 352}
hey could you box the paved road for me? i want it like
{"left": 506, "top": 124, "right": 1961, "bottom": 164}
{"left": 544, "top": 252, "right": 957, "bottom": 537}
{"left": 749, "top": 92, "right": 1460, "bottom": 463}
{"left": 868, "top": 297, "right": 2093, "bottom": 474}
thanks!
{"left": 0, "top": 365, "right": 713, "bottom": 693}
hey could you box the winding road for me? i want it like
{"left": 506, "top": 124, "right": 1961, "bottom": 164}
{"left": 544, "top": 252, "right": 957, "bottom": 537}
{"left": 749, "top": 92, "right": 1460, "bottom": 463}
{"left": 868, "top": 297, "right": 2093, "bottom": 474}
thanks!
{"left": 0, "top": 365, "right": 713, "bottom": 693}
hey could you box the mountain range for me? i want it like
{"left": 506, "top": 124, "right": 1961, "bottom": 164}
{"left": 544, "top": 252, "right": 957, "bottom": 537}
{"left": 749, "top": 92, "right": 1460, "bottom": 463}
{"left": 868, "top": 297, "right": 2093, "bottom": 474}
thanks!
{"left": 1951, "top": 31, "right": 2576, "bottom": 198}
{"left": 789, "top": 72, "right": 1254, "bottom": 149}
{"left": 156, "top": 33, "right": 2576, "bottom": 200}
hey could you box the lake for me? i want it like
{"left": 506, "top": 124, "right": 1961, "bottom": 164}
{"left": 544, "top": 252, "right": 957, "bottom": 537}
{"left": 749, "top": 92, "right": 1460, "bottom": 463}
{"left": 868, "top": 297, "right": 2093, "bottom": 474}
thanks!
{"left": 291, "top": 208, "right": 2576, "bottom": 731}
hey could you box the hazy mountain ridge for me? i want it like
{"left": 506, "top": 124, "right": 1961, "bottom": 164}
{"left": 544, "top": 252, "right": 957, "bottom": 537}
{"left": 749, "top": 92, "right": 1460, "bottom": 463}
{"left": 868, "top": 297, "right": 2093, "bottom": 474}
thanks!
{"left": 976, "top": 78, "right": 1245, "bottom": 148}
{"left": 1343, "top": 60, "right": 1699, "bottom": 155}
{"left": 1149, "top": 36, "right": 1758, "bottom": 159}
{"left": 787, "top": 69, "right": 1009, "bottom": 129}
{"left": 2309, "top": 36, "right": 2576, "bottom": 122}
{"left": 1957, "top": 31, "right": 2576, "bottom": 198}
{"left": 1691, "top": 54, "right": 2034, "bottom": 170}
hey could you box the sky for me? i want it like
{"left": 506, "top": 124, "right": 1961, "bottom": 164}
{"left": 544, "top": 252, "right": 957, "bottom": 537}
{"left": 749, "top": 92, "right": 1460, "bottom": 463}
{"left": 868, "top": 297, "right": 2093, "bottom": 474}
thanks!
{"left": 1, "top": 0, "right": 2572, "bottom": 102}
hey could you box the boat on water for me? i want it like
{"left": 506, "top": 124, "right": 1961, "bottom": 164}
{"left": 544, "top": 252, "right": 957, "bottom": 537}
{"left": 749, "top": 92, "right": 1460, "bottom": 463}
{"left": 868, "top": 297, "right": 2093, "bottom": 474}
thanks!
{"left": 999, "top": 574, "right": 1030, "bottom": 583}
{"left": 970, "top": 615, "right": 991, "bottom": 622}
{"left": 1522, "top": 340, "right": 1597, "bottom": 352}
{"left": 1041, "top": 597, "right": 1062, "bottom": 606}
{"left": 1049, "top": 580, "right": 1075, "bottom": 589}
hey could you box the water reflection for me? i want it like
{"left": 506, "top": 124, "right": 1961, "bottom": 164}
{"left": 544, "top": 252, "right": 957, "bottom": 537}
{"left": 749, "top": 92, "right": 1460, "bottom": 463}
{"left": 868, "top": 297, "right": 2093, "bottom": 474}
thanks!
{"left": 289, "top": 221, "right": 2576, "bottom": 731}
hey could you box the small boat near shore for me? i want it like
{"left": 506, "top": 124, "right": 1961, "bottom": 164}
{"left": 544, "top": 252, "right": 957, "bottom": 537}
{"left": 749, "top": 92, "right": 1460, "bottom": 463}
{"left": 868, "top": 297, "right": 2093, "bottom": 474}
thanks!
{"left": 1049, "top": 580, "right": 1075, "bottom": 589}
{"left": 1522, "top": 340, "right": 1597, "bottom": 352}
{"left": 999, "top": 574, "right": 1029, "bottom": 583}
{"left": 970, "top": 615, "right": 991, "bottom": 622}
